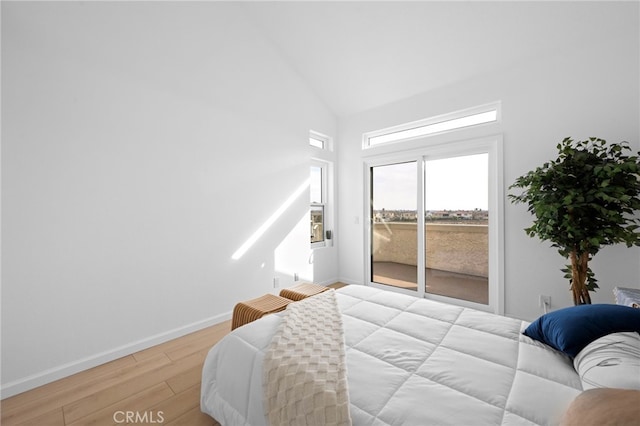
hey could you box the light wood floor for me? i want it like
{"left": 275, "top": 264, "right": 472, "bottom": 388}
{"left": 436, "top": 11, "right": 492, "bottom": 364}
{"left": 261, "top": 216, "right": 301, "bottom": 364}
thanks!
{"left": 1, "top": 320, "right": 230, "bottom": 426}
{"left": 1, "top": 283, "right": 348, "bottom": 426}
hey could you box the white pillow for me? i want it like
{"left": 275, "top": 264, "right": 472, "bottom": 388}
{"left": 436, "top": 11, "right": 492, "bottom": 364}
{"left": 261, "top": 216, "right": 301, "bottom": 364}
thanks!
{"left": 574, "top": 332, "right": 640, "bottom": 390}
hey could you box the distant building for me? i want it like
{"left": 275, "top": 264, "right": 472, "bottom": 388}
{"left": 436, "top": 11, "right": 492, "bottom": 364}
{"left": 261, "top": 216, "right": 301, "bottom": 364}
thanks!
{"left": 375, "top": 209, "right": 488, "bottom": 222}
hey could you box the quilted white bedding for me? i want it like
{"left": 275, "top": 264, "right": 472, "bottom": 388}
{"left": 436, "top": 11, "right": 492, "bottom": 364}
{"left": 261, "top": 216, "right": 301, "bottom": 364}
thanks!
{"left": 201, "top": 285, "right": 583, "bottom": 425}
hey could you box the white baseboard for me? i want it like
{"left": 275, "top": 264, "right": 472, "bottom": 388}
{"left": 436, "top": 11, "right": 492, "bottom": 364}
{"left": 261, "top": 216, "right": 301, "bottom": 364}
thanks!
{"left": 314, "top": 277, "right": 341, "bottom": 286}
{"left": 0, "top": 311, "right": 232, "bottom": 399}
{"left": 336, "top": 277, "right": 362, "bottom": 286}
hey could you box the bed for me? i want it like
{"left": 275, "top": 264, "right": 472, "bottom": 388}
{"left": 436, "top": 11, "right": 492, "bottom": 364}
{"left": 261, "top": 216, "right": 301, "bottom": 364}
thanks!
{"left": 201, "top": 285, "right": 640, "bottom": 425}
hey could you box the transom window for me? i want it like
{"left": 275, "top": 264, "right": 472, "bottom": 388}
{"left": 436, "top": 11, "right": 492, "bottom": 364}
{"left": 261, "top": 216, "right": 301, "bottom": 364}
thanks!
{"left": 363, "top": 102, "right": 500, "bottom": 148}
{"left": 310, "top": 131, "right": 331, "bottom": 150}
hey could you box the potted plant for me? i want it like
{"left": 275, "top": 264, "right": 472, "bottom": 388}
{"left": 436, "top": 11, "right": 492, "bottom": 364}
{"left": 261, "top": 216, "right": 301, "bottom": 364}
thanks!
{"left": 509, "top": 137, "right": 640, "bottom": 305}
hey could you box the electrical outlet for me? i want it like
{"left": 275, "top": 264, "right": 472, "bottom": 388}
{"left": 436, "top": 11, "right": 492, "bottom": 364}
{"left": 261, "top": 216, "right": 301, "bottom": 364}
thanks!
{"left": 294, "top": 273, "right": 299, "bottom": 281}
{"left": 273, "top": 277, "right": 279, "bottom": 288}
{"left": 539, "top": 295, "right": 551, "bottom": 308}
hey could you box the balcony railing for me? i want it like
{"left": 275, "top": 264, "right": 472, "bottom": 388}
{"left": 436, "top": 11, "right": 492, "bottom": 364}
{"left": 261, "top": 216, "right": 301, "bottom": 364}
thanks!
{"left": 372, "top": 222, "right": 488, "bottom": 304}
{"left": 373, "top": 222, "right": 488, "bottom": 277}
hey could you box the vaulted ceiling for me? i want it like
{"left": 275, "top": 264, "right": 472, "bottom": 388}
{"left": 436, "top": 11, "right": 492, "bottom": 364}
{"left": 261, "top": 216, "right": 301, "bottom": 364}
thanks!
{"left": 242, "top": 1, "right": 638, "bottom": 117}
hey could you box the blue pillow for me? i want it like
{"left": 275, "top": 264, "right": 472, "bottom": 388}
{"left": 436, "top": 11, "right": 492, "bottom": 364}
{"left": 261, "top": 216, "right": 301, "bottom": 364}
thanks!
{"left": 523, "top": 304, "right": 640, "bottom": 358}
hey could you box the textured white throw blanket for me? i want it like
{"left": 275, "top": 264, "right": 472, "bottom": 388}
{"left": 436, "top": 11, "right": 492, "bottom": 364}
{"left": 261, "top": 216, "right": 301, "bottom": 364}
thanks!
{"left": 263, "top": 289, "right": 352, "bottom": 426}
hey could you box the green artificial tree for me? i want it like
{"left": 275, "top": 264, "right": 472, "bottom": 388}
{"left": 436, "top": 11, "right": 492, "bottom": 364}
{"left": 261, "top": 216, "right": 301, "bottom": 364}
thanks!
{"left": 509, "top": 137, "right": 640, "bottom": 305}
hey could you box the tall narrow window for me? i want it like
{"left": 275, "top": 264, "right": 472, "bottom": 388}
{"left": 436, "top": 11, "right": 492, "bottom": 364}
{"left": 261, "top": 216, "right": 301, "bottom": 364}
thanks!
{"left": 310, "top": 129, "right": 333, "bottom": 249}
{"left": 310, "top": 164, "right": 325, "bottom": 245}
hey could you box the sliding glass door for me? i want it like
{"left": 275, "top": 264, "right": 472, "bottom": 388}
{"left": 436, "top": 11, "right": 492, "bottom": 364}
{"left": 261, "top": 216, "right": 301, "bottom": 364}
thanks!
{"left": 365, "top": 137, "right": 502, "bottom": 313}
{"left": 370, "top": 161, "right": 418, "bottom": 291}
{"left": 424, "top": 154, "right": 489, "bottom": 305}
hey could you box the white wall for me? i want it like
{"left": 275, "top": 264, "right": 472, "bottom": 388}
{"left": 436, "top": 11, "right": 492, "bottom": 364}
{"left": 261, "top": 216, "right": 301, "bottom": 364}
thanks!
{"left": 337, "top": 6, "right": 640, "bottom": 321}
{"left": 1, "top": 2, "right": 337, "bottom": 396}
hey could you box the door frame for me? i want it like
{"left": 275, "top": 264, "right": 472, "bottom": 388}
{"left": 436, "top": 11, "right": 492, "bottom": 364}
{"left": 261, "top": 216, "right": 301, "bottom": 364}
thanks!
{"left": 363, "top": 134, "right": 504, "bottom": 314}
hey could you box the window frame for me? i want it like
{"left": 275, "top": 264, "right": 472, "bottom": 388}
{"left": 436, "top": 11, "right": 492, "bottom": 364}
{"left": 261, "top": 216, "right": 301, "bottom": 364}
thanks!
{"left": 310, "top": 130, "right": 332, "bottom": 151}
{"left": 311, "top": 158, "right": 332, "bottom": 249}
{"left": 363, "top": 135, "right": 504, "bottom": 314}
{"left": 362, "top": 102, "right": 501, "bottom": 149}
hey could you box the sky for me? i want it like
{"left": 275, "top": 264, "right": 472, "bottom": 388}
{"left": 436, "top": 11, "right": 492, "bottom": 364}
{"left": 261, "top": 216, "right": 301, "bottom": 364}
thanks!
{"left": 372, "top": 153, "right": 488, "bottom": 211}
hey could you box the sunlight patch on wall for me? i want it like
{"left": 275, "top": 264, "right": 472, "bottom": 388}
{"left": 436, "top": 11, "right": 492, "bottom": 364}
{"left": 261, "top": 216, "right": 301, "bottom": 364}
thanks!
{"left": 232, "top": 179, "right": 310, "bottom": 260}
{"left": 275, "top": 212, "right": 314, "bottom": 283}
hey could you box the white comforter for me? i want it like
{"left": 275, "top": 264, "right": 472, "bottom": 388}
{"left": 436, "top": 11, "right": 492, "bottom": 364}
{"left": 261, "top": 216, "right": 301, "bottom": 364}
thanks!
{"left": 201, "top": 285, "right": 582, "bottom": 425}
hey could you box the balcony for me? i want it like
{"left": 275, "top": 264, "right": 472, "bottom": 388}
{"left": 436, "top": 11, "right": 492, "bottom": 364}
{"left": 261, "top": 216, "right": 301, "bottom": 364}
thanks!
{"left": 372, "top": 222, "right": 488, "bottom": 304}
